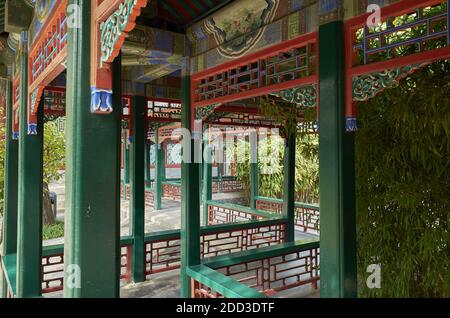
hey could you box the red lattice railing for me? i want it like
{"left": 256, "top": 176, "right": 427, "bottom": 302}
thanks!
{"left": 191, "top": 281, "right": 222, "bottom": 298}
{"left": 120, "top": 244, "right": 132, "bottom": 283}
{"left": 41, "top": 242, "right": 132, "bottom": 294}
{"left": 208, "top": 203, "right": 266, "bottom": 225}
{"left": 144, "top": 219, "right": 287, "bottom": 277}
{"left": 201, "top": 223, "right": 285, "bottom": 258}
{"left": 217, "top": 245, "right": 320, "bottom": 295}
{"left": 145, "top": 236, "right": 181, "bottom": 276}
{"left": 162, "top": 183, "right": 181, "bottom": 201}
{"left": 212, "top": 179, "right": 243, "bottom": 193}
{"left": 121, "top": 184, "right": 155, "bottom": 205}
{"left": 41, "top": 253, "right": 64, "bottom": 294}
{"left": 221, "top": 179, "right": 244, "bottom": 193}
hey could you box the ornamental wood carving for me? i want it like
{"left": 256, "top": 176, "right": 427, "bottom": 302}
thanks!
{"left": 91, "top": 0, "right": 147, "bottom": 114}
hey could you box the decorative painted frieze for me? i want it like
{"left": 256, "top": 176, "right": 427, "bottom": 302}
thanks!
{"left": 100, "top": 0, "right": 148, "bottom": 64}
{"left": 352, "top": 65, "right": 419, "bottom": 102}
{"left": 279, "top": 85, "right": 317, "bottom": 108}
{"left": 195, "top": 104, "right": 221, "bottom": 121}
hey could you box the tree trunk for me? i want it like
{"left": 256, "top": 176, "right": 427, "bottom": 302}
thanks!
{"left": 43, "top": 182, "right": 56, "bottom": 225}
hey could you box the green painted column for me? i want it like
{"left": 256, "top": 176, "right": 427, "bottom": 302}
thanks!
{"left": 16, "top": 31, "right": 44, "bottom": 298}
{"left": 180, "top": 68, "right": 201, "bottom": 298}
{"left": 217, "top": 163, "right": 223, "bottom": 193}
{"left": 319, "top": 21, "right": 357, "bottom": 298}
{"left": 64, "top": 0, "right": 121, "bottom": 298}
{"left": 249, "top": 130, "right": 259, "bottom": 209}
{"left": 145, "top": 140, "right": 151, "bottom": 188}
{"left": 154, "top": 129, "right": 163, "bottom": 210}
{"left": 124, "top": 137, "right": 130, "bottom": 184}
{"left": 282, "top": 133, "right": 296, "bottom": 242}
{"left": 202, "top": 126, "right": 212, "bottom": 225}
{"left": 1, "top": 79, "right": 19, "bottom": 298}
{"left": 130, "top": 96, "right": 146, "bottom": 283}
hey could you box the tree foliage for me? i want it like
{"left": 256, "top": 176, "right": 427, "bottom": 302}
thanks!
{"left": 235, "top": 133, "right": 319, "bottom": 203}
{"left": 356, "top": 61, "right": 450, "bottom": 297}
{"left": 43, "top": 120, "right": 65, "bottom": 185}
{"left": 42, "top": 120, "right": 65, "bottom": 225}
{"left": 0, "top": 120, "right": 65, "bottom": 222}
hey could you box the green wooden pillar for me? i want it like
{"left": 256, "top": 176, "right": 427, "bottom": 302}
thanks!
{"left": 202, "top": 126, "right": 212, "bottom": 225}
{"left": 16, "top": 31, "right": 44, "bottom": 298}
{"left": 154, "top": 129, "right": 163, "bottom": 210}
{"left": 217, "top": 163, "right": 224, "bottom": 192}
{"left": 1, "top": 79, "right": 19, "bottom": 298}
{"left": 64, "top": 0, "right": 121, "bottom": 298}
{"left": 145, "top": 140, "right": 151, "bottom": 188}
{"left": 249, "top": 130, "right": 259, "bottom": 209}
{"left": 282, "top": 133, "right": 296, "bottom": 242}
{"left": 130, "top": 96, "right": 146, "bottom": 283}
{"left": 124, "top": 136, "right": 130, "bottom": 184}
{"left": 180, "top": 67, "right": 201, "bottom": 298}
{"left": 319, "top": 21, "right": 357, "bottom": 298}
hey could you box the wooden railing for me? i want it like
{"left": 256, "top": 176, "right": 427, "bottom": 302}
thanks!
{"left": 40, "top": 237, "right": 134, "bottom": 294}
{"left": 144, "top": 216, "right": 287, "bottom": 277}
{"left": 205, "top": 240, "right": 320, "bottom": 297}
{"left": 38, "top": 214, "right": 287, "bottom": 294}
{"left": 206, "top": 200, "right": 275, "bottom": 225}
{"left": 122, "top": 177, "right": 244, "bottom": 203}
{"left": 187, "top": 265, "right": 267, "bottom": 298}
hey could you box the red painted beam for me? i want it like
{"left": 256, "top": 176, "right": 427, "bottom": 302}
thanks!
{"left": 349, "top": 45, "right": 450, "bottom": 76}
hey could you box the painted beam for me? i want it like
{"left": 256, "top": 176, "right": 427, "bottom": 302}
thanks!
{"left": 1, "top": 79, "right": 18, "bottom": 298}
{"left": 16, "top": 32, "right": 43, "bottom": 298}
{"left": 180, "top": 69, "right": 201, "bottom": 298}
{"left": 282, "top": 133, "right": 296, "bottom": 242}
{"left": 130, "top": 96, "right": 146, "bottom": 283}
{"left": 319, "top": 21, "right": 357, "bottom": 298}
{"left": 64, "top": 0, "right": 121, "bottom": 298}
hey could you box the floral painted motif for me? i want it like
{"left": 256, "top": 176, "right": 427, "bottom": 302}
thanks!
{"left": 279, "top": 85, "right": 317, "bottom": 108}
{"left": 195, "top": 104, "right": 221, "bottom": 120}
{"left": 352, "top": 65, "right": 419, "bottom": 102}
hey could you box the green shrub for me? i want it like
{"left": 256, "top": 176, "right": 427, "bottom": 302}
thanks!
{"left": 235, "top": 133, "right": 319, "bottom": 203}
{"left": 43, "top": 222, "right": 65, "bottom": 241}
{"left": 356, "top": 61, "right": 450, "bottom": 297}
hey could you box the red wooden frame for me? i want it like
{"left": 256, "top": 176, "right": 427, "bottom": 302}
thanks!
{"left": 190, "top": 32, "right": 319, "bottom": 112}
{"left": 28, "top": 0, "right": 68, "bottom": 128}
